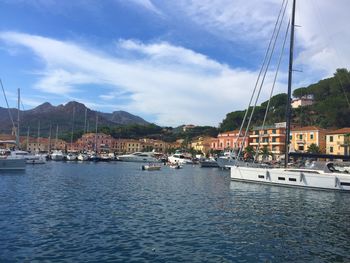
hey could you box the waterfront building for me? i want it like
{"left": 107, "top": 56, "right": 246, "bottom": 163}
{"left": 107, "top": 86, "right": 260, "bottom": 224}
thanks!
{"left": 191, "top": 137, "right": 215, "bottom": 155}
{"left": 76, "top": 133, "right": 114, "bottom": 152}
{"left": 249, "top": 122, "right": 286, "bottom": 160}
{"left": 326, "top": 128, "right": 350, "bottom": 155}
{"left": 211, "top": 130, "right": 248, "bottom": 151}
{"left": 26, "top": 137, "right": 66, "bottom": 152}
{"left": 0, "top": 134, "right": 16, "bottom": 149}
{"left": 290, "top": 126, "right": 327, "bottom": 153}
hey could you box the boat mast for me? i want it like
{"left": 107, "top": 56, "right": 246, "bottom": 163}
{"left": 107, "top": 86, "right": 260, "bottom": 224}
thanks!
{"left": 84, "top": 108, "right": 87, "bottom": 134}
{"left": 284, "top": 0, "right": 296, "bottom": 168}
{"left": 37, "top": 120, "right": 40, "bottom": 152}
{"left": 17, "top": 88, "right": 20, "bottom": 149}
{"left": 94, "top": 113, "right": 98, "bottom": 153}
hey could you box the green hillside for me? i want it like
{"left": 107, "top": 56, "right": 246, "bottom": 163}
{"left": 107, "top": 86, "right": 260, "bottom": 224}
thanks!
{"left": 220, "top": 69, "right": 350, "bottom": 131}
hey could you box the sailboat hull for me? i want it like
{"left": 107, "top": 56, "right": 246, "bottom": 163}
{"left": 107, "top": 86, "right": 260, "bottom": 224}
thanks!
{"left": 0, "top": 158, "right": 26, "bottom": 170}
{"left": 230, "top": 166, "right": 350, "bottom": 191}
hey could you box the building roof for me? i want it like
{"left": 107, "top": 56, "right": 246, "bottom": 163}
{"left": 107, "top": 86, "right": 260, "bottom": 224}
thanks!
{"left": 291, "top": 126, "right": 324, "bottom": 132}
{"left": 326, "top": 127, "right": 350, "bottom": 135}
{"left": 219, "top": 130, "right": 244, "bottom": 135}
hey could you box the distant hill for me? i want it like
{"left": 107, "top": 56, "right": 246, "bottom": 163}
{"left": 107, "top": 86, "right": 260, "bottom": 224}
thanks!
{"left": 99, "top": 111, "right": 148, "bottom": 125}
{"left": 220, "top": 68, "right": 350, "bottom": 131}
{"left": 0, "top": 101, "right": 149, "bottom": 137}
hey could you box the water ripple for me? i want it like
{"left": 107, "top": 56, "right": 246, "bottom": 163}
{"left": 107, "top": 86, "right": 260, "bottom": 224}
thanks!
{"left": 0, "top": 162, "right": 349, "bottom": 262}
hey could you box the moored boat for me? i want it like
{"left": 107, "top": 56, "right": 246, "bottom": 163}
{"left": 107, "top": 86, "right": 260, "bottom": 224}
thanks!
{"left": 117, "top": 152, "right": 160, "bottom": 163}
{"left": 141, "top": 164, "right": 161, "bottom": 171}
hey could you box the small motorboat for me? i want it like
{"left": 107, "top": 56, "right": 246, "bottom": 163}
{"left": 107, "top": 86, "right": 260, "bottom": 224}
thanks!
{"left": 169, "top": 163, "right": 182, "bottom": 169}
{"left": 141, "top": 164, "right": 161, "bottom": 171}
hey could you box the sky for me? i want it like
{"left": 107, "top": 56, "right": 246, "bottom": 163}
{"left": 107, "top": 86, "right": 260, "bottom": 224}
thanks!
{"left": 0, "top": 0, "right": 349, "bottom": 127}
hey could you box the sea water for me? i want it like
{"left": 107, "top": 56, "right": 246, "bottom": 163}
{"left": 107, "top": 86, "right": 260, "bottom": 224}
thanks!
{"left": 0, "top": 161, "right": 349, "bottom": 262}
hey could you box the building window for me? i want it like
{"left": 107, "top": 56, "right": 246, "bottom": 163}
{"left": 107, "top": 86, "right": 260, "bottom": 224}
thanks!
{"left": 272, "top": 129, "right": 276, "bottom": 134}
{"left": 272, "top": 137, "right": 276, "bottom": 143}
{"left": 330, "top": 136, "right": 333, "bottom": 142}
{"left": 299, "top": 134, "right": 303, "bottom": 140}
{"left": 310, "top": 134, "right": 314, "bottom": 140}
{"left": 264, "top": 130, "right": 267, "bottom": 134}
{"left": 290, "top": 135, "right": 292, "bottom": 140}
{"left": 255, "top": 130, "right": 259, "bottom": 135}
{"left": 330, "top": 146, "right": 333, "bottom": 153}
{"left": 256, "top": 138, "right": 259, "bottom": 143}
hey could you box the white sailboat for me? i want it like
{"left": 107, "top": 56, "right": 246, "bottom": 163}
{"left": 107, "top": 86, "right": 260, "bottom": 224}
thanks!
{"left": 0, "top": 85, "right": 26, "bottom": 170}
{"left": 229, "top": 0, "right": 350, "bottom": 191}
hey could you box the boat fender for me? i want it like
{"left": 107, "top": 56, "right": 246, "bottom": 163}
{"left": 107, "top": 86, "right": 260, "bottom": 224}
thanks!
{"left": 335, "top": 177, "right": 339, "bottom": 187}
{"left": 300, "top": 173, "right": 304, "bottom": 182}
{"left": 141, "top": 165, "right": 145, "bottom": 170}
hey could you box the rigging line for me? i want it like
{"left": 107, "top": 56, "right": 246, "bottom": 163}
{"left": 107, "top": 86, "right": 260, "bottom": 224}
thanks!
{"left": 0, "top": 79, "right": 16, "bottom": 131}
{"left": 236, "top": 0, "right": 289, "bottom": 161}
{"left": 254, "top": 20, "right": 291, "bottom": 161}
{"left": 309, "top": 0, "right": 350, "bottom": 108}
{"left": 232, "top": 0, "right": 288, "bottom": 152}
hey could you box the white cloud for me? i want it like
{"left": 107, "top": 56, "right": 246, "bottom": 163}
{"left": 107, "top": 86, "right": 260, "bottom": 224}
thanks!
{"left": 170, "top": 0, "right": 350, "bottom": 83}
{"left": 125, "top": 0, "right": 162, "bottom": 15}
{"left": 0, "top": 31, "right": 280, "bottom": 127}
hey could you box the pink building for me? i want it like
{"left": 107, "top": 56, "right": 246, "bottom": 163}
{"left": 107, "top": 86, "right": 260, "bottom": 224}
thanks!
{"left": 76, "top": 133, "right": 114, "bottom": 152}
{"left": 211, "top": 130, "right": 249, "bottom": 151}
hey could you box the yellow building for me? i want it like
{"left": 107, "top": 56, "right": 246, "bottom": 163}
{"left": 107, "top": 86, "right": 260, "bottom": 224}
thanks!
{"left": 326, "top": 128, "right": 350, "bottom": 155}
{"left": 290, "top": 126, "right": 327, "bottom": 153}
{"left": 191, "top": 137, "right": 214, "bottom": 155}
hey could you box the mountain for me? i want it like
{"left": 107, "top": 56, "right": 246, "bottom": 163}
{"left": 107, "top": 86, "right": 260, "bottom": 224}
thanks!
{"left": 0, "top": 101, "right": 149, "bottom": 137}
{"left": 99, "top": 111, "right": 148, "bottom": 125}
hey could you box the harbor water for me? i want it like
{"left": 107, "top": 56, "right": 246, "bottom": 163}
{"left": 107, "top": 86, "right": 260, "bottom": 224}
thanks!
{"left": 0, "top": 162, "right": 349, "bottom": 262}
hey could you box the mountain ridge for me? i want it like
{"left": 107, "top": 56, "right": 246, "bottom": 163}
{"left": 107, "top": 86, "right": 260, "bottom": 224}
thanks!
{"left": 0, "top": 101, "right": 149, "bottom": 137}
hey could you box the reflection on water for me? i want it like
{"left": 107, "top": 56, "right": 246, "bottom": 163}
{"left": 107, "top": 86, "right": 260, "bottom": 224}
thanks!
{"left": 0, "top": 162, "right": 349, "bottom": 262}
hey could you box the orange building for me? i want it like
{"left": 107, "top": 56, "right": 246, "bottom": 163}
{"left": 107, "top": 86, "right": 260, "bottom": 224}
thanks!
{"left": 249, "top": 122, "right": 286, "bottom": 159}
{"left": 290, "top": 126, "right": 327, "bottom": 153}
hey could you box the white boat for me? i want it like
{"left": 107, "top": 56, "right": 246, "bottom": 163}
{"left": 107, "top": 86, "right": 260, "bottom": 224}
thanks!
{"left": 0, "top": 89, "right": 26, "bottom": 170}
{"left": 117, "top": 152, "right": 160, "bottom": 163}
{"left": 51, "top": 150, "right": 65, "bottom": 161}
{"left": 141, "top": 164, "right": 161, "bottom": 171}
{"left": 228, "top": 0, "right": 350, "bottom": 191}
{"left": 168, "top": 152, "right": 193, "bottom": 165}
{"left": 66, "top": 153, "right": 77, "bottom": 161}
{"left": 0, "top": 151, "right": 26, "bottom": 170}
{"left": 77, "top": 153, "right": 89, "bottom": 161}
{"left": 216, "top": 151, "right": 237, "bottom": 168}
{"left": 231, "top": 162, "right": 350, "bottom": 191}
{"left": 169, "top": 163, "right": 182, "bottom": 169}
{"left": 11, "top": 150, "right": 46, "bottom": 164}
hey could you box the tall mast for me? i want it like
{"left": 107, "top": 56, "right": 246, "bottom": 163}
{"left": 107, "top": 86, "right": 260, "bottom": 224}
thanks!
{"left": 94, "top": 113, "right": 98, "bottom": 153}
{"left": 55, "top": 124, "right": 58, "bottom": 149}
{"left": 37, "top": 120, "right": 40, "bottom": 152}
{"left": 70, "top": 106, "right": 75, "bottom": 146}
{"left": 17, "top": 88, "right": 20, "bottom": 149}
{"left": 284, "top": 0, "right": 296, "bottom": 168}
{"left": 48, "top": 123, "right": 52, "bottom": 153}
{"left": 26, "top": 126, "right": 30, "bottom": 151}
{"left": 84, "top": 108, "right": 87, "bottom": 134}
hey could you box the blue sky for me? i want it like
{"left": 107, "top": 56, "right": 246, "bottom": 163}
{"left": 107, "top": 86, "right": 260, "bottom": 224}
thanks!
{"left": 0, "top": 0, "right": 349, "bottom": 127}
